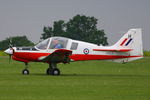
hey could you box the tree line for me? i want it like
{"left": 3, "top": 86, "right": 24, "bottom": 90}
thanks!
{"left": 0, "top": 36, "right": 34, "bottom": 50}
{"left": 0, "top": 14, "right": 108, "bottom": 50}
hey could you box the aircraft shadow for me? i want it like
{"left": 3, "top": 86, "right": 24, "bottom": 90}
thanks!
{"left": 30, "top": 73, "right": 150, "bottom": 78}
{"left": 61, "top": 74, "right": 150, "bottom": 77}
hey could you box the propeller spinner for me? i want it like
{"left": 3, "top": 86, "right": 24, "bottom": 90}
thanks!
{"left": 4, "top": 48, "right": 15, "bottom": 63}
{"left": 4, "top": 38, "right": 15, "bottom": 63}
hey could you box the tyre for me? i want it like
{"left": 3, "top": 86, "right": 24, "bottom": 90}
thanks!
{"left": 22, "top": 69, "right": 29, "bottom": 75}
{"left": 51, "top": 68, "right": 60, "bottom": 75}
{"left": 47, "top": 68, "right": 52, "bottom": 75}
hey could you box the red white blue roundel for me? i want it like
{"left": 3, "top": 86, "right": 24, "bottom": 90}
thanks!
{"left": 83, "top": 48, "right": 89, "bottom": 54}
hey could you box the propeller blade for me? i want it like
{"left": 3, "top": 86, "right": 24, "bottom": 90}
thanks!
{"left": 5, "top": 37, "right": 15, "bottom": 63}
{"left": 9, "top": 37, "right": 13, "bottom": 48}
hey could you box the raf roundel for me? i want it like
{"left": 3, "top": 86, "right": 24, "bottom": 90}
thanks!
{"left": 83, "top": 48, "right": 89, "bottom": 54}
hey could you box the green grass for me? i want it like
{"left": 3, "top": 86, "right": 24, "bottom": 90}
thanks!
{"left": 0, "top": 57, "right": 150, "bottom": 100}
{"left": 144, "top": 51, "right": 150, "bottom": 57}
{"left": 0, "top": 51, "right": 7, "bottom": 56}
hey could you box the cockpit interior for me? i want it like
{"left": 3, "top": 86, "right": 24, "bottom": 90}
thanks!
{"left": 35, "top": 37, "right": 69, "bottom": 50}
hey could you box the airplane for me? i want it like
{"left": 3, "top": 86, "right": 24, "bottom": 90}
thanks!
{"left": 4, "top": 28, "right": 143, "bottom": 75}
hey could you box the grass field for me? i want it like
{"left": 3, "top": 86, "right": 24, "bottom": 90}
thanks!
{"left": 0, "top": 57, "right": 150, "bottom": 100}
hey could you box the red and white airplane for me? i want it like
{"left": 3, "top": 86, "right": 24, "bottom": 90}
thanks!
{"left": 4, "top": 29, "right": 143, "bottom": 75}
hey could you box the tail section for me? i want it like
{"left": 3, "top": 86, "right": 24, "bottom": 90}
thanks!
{"left": 112, "top": 28, "right": 143, "bottom": 62}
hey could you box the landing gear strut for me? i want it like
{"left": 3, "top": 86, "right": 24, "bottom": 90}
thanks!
{"left": 22, "top": 63, "right": 29, "bottom": 75}
{"left": 47, "top": 63, "right": 60, "bottom": 75}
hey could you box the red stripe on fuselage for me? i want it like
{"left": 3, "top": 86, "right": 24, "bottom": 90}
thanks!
{"left": 12, "top": 51, "right": 142, "bottom": 62}
{"left": 120, "top": 38, "right": 128, "bottom": 46}
{"left": 13, "top": 52, "right": 51, "bottom": 62}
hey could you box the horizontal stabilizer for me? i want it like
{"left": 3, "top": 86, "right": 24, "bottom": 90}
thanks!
{"left": 93, "top": 49, "right": 133, "bottom": 52}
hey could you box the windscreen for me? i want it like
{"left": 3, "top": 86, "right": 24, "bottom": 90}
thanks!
{"left": 35, "top": 38, "right": 50, "bottom": 50}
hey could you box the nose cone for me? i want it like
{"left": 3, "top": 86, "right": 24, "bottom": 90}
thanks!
{"left": 4, "top": 48, "right": 13, "bottom": 55}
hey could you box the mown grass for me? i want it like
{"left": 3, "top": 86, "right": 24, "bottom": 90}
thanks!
{"left": 0, "top": 57, "right": 150, "bottom": 100}
{"left": 0, "top": 51, "right": 7, "bottom": 56}
{"left": 143, "top": 51, "right": 150, "bottom": 57}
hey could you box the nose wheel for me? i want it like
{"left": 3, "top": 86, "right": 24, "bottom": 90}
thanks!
{"left": 22, "top": 63, "right": 29, "bottom": 75}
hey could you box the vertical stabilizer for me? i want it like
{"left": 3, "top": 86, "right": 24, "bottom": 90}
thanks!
{"left": 112, "top": 29, "right": 143, "bottom": 62}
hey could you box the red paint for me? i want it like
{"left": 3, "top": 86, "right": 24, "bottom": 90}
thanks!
{"left": 70, "top": 54, "right": 142, "bottom": 61}
{"left": 120, "top": 38, "right": 128, "bottom": 46}
{"left": 12, "top": 49, "right": 72, "bottom": 63}
{"left": 12, "top": 51, "right": 142, "bottom": 63}
{"left": 12, "top": 56, "right": 29, "bottom": 63}
{"left": 13, "top": 52, "right": 50, "bottom": 61}
{"left": 55, "top": 49, "right": 72, "bottom": 53}
{"left": 118, "top": 49, "right": 133, "bottom": 52}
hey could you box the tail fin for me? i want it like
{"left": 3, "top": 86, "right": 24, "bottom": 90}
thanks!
{"left": 113, "top": 28, "right": 143, "bottom": 62}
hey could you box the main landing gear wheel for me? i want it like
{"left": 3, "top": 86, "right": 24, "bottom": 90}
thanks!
{"left": 22, "top": 69, "right": 29, "bottom": 75}
{"left": 52, "top": 68, "right": 60, "bottom": 75}
{"left": 47, "top": 68, "right": 51, "bottom": 75}
{"left": 47, "top": 63, "right": 60, "bottom": 75}
{"left": 47, "top": 68, "right": 60, "bottom": 75}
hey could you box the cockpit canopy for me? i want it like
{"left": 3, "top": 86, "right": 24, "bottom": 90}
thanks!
{"left": 35, "top": 37, "right": 69, "bottom": 50}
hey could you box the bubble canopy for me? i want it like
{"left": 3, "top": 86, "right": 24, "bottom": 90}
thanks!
{"left": 35, "top": 37, "right": 69, "bottom": 50}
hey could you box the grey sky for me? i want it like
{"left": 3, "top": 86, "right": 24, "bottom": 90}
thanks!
{"left": 0, "top": 0, "right": 150, "bottom": 50}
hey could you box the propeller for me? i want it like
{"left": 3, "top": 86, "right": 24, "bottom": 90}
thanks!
{"left": 9, "top": 37, "right": 13, "bottom": 63}
{"left": 4, "top": 37, "right": 15, "bottom": 63}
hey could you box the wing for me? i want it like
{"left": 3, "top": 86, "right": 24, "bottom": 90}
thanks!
{"left": 93, "top": 49, "right": 133, "bottom": 52}
{"left": 40, "top": 49, "right": 72, "bottom": 63}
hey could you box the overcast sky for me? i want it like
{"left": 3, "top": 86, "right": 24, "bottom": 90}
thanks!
{"left": 0, "top": 0, "right": 150, "bottom": 50}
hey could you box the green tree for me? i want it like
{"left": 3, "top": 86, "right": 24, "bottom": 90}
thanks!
{"left": 53, "top": 20, "right": 66, "bottom": 37}
{"left": 41, "top": 14, "right": 108, "bottom": 45}
{"left": 41, "top": 20, "right": 66, "bottom": 40}
{"left": 41, "top": 26, "right": 53, "bottom": 40}
{"left": 0, "top": 36, "right": 34, "bottom": 50}
{"left": 66, "top": 15, "right": 108, "bottom": 45}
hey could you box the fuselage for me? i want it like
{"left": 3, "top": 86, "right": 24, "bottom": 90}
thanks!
{"left": 7, "top": 37, "right": 141, "bottom": 63}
